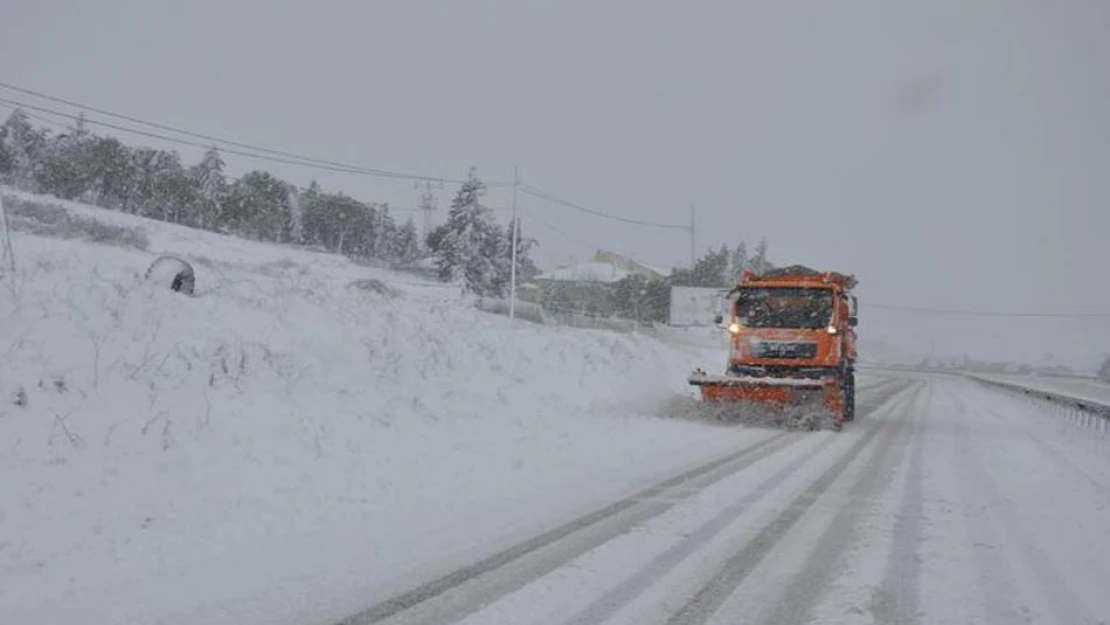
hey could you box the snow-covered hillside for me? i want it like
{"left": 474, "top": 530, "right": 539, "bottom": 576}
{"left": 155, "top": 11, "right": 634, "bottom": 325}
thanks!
{"left": 0, "top": 191, "right": 757, "bottom": 624}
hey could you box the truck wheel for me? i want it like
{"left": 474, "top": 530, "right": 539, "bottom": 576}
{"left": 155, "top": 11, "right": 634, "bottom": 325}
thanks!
{"left": 842, "top": 370, "right": 856, "bottom": 422}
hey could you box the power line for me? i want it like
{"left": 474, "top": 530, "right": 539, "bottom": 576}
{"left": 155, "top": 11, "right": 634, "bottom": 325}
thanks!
{"left": 1, "top": 81, "right": 697, "bottom": 233}
{"left": 390, "top": 206, "right": 511, "bottom": 213}
{"left": 0, "top": 101, "right": 513, "bottom": 220}
{"left": 0, "top": 100, "right": 507, "bottom": 221}
{"left": 519, "top": 206, "right": 601, "bottom": 252}
{"left": 862, "top": 302, "right": 1110, "bottom": 318}
{"left": 519, "top": 206, "right": 667, "bottom": 271}
{"left": 0, "top": 95, "right": 490, "bottom": 184}
{"left": 0, "top": 100, "right": 74, "bottom": 131}
{"left": 520, "top": 184, "right": 689, "bottom": 230}
{"left": 0, "top": 80, "right": 508, "bottom": 186}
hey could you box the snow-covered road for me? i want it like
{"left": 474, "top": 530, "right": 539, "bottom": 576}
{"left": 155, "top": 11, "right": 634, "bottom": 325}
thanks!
{"left": 338, "top": 375, "right": 1110, "bottom": 625}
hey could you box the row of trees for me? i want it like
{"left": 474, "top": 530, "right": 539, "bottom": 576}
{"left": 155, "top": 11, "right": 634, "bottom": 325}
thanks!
{"left": 614, "top": 240, "right": 775, "bottom": 323}
{"left": 1, "top": 108, "right": 770, "bottom": 306}
{"left": 540, "top": 240, "right": 775, "bottom": 324}
{"left": 0, "top": 110, "right": 539, "bottom": 295}
{"left": 670, "top": 239, "right": 773, "bottom": 289}
{"left": 0, "top": 110, "right": 425, "bottom": 264}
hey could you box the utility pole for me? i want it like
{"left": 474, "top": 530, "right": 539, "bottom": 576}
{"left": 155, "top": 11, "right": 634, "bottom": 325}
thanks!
{"left": 0, "top": 191, "right": 16, "bottom": 299}
{"left": 689, "top": 205, "right": 697, "bottom": 269}
{"left": 414, "top": 180, "right": 441, "bottom": 239}
{"left": 509, "top": 166, "right": 520, "bottom": 319}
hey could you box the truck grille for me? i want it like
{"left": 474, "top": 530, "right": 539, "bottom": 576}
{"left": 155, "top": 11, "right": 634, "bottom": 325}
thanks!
{"left": 750, "top": 340, "right": 818, "bottom": 359}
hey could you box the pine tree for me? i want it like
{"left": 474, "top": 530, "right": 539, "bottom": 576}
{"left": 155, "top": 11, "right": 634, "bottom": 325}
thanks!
{"left": 154, "top": 158, "right": 196, "bottom": 224}
{"left": 751, "top": 237, "right": 771, "bottom": 273}
{"left": 371, "top": 204, "right": 398, "bottom": 258}
{"left": 730, "top": 242, "right": 749, "bottom": 280}
{"left": 86, "top": 136, "right": 133, "bottom": 209}
{"left": 312, "top": 192, "right": 365, "bottom": 254}
{"left": 223, "top": 170, "right": 288, "bottom": 241}
{"left": 300, "top": 180, "right": 323, "bottom": 246}
{"left": 428, "top": 168, "right": 506, "bottom": 295}
{"left": 686, "top": 244, "right": 730, "bottom": 287}
{"left": 351, "top": 202, "right": 379, "bottom": 258}
{"left": 482, "top": 215, "right": 512, "bottom": 296}
{"left": 193, "top": 147, "right": 227, "bottom": 230}
{"left": 505, "top": 218, "right": 539, "bottom": 282}
{"left": 1098, "top": 356, "right": 1110, "bottom": 383}
{"left": 2, "top": 110, "right": 48, "bottom": 187}
{"left": 392, "top": 217, "right": 422, "bottom": 263}
{"left": 0, "top": 124, "right": 12, "bottom": 180}
{"left": 35, "top": 126, "right": 94, "bottom": 200}
{"left": 129, "top": 147, "right": 184, "bottom": 218}
{"left": 285, "top": 183, "right": 304, "bottom": 244}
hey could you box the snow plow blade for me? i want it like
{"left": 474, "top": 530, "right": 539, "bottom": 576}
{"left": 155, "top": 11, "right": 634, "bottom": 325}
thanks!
{"left": 687, "top": 369, "right": 844, "bottom": 430}
{"left": 688, "top": 372, "right": 824, "bottom": 401}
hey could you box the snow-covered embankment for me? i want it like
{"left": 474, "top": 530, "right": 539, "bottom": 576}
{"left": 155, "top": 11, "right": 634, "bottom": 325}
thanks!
{"left": 0, "top": 193, "right": 754, "bottom": 624}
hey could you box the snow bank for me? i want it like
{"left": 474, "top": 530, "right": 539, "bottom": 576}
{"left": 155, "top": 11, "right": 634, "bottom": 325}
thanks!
{"left": 0, "top": 193, "right": 757, "bottom": 624}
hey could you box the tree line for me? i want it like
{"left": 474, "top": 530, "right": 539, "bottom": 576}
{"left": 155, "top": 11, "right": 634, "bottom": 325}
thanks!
{"left": 0, "top": 110, "right": 535, "bottom": 291}
{"left": 544, "top": 240, "right": 776, "bottom": 324}
{"left": 1, "top": 108, "right": 776, "bottom": 309}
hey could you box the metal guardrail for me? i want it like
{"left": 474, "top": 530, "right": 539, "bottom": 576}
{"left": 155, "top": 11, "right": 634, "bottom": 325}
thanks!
{"left": 857, "top": 364, "right": 1110, "bottom": 425}
{"left": 966, "top": 374, "right": 1110, "bottom": 423}
{"left": 856, "top": 362, "right": 1099, "bottom": 382}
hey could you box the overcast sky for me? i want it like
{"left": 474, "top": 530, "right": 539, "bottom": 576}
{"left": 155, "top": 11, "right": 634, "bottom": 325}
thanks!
{"left": 2, "top": 0, "right": 1109, "bottom": 328}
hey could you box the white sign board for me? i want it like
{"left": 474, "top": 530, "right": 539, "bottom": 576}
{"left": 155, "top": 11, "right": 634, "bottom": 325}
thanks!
{"left": 669, "top": 286, "right": 730, "bottom": 327}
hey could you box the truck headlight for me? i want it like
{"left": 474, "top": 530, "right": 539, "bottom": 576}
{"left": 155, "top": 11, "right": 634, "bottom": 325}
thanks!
{"left": 827, "top": 326, "right": 838, "bottom": 335}
{"left": 728, "top": 322, "right": 741, "bottom": 335}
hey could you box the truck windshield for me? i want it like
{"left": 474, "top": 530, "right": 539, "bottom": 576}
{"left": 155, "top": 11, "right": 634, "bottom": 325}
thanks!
{"left": 734, "top": 287, "right": 834, "bottom": 329}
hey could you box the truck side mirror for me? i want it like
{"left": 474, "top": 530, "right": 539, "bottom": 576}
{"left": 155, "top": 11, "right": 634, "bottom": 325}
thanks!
{"left": 848, "top": 316, "right": 858, "bottom": 327}
{"left": 714, "top": 314, "right": 723, "bottom": 325}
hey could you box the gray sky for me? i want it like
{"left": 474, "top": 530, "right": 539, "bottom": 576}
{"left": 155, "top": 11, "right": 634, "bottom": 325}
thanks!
{"left": 3, "top": 0, "right": 1110, "bottom": 362}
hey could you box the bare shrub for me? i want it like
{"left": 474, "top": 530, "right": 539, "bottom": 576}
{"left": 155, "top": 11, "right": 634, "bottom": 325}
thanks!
{"left": 347, "top": 278, "right": 400, "bottom": 299}
{"left": 5, "top": 196, "right": 148, "bottom": 251}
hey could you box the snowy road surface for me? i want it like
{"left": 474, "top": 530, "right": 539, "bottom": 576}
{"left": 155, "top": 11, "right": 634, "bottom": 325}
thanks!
{"left": 335, "top": 376, "right": 1110, "bottom": 625}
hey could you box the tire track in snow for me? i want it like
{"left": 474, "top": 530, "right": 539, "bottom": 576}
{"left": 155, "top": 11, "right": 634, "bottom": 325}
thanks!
{"left": 337, "top": 433, "right": 793, "bottom": 625}
{"left": 664, "top": 382, "right": 921, "bottom": 625}
{"left": 748, "top": 381, "right": 925, "bottom": 625}
{"left": 943, "top": 387, "right": 1029, "bottom": 625}
{"left": 336, "top": 380, "right": 912, "bottom": 625}
{"left": 556, "top": 430, "right": 827, "bottom": 625}
{"left": 946, "top": 386, "right": 1097, "bottom": 625}
{"left": 870, "top": 381, "right": 931, "bottom": 625}
{"left": 565, "top": 379, "right": 915, "bottom": 625}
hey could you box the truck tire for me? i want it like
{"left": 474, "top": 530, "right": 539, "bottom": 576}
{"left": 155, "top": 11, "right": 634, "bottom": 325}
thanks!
{"left": 842, "top": 369, "right": 856, "bottom": 422}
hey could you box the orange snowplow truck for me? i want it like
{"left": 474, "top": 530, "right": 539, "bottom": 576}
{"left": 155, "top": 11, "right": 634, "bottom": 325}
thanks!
{"left": 688, "top": 265, "right": 858, "bottom": 430}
